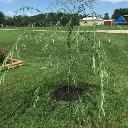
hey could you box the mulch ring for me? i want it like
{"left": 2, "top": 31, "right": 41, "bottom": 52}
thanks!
{"left": 51, "top": 83, "right": 99, "bottom": 102}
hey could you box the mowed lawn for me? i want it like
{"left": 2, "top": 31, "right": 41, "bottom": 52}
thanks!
{"left": 0, "top": 28, "right": 128, "bottom": 128}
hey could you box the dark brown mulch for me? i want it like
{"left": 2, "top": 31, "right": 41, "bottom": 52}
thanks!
{"left": 0, "top": 48, "right": 8, "bottom": 64}
{"left": 51, "top": 84, "right": 89, "bottom": 102}
{"left": 0, "top": 54, "right": 5, "bottom": 64}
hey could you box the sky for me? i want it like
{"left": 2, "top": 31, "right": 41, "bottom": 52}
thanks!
{"left": 0, "top": 0, "right": 128, "bottom": 17}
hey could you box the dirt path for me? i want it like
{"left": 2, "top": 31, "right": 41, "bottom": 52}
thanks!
{"left": 0, "top": 29, "right": 20, "bottom": 31}
{"left": 0, "top": 29, "right": 128, "bottom": 33}
{"left": 96, "top": 30, "right": 128, "bottom": 33}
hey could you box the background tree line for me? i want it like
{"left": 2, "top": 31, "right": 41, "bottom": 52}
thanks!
{"left": 0, "top": 11, "right": 83, "bottom": 27}
{"left": 0, "top": 8, "right": 128, "bottom": 27}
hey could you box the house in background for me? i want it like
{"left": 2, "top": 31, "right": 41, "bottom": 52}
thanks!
{"left": 104, "top": 20, "right": 114, "bottom": 26}
{"left": 115, "top": 16, "right": 128, "bottom": 25}
{"left": 80, "top": 15, "right": 128, "bottom": 26}
{"left": 79, "top": 16, "right": 104, "bottom": 26}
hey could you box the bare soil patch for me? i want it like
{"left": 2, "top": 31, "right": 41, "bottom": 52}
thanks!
{"left": 51, "top": 83, "right": 99, "bottom": 102}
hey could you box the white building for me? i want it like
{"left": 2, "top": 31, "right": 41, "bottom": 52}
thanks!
{"left": 80, "top": 16, "right": 104, "bottom": 26}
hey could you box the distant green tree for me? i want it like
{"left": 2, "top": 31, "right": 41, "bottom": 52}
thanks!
{"left": 0, "top": 11, "right": 5, "bottom": 25}
{"left": 104, "top": 13, "right": 109, "bottom": 20}
{"left": 5, "top": 16, "right": 14, "bottom": 26}
{"left": 112, "top": 8, "right": 128, "bottom": 19}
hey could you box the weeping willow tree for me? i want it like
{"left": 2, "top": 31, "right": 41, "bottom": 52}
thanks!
{"left": 61, "top": 0, "right": 116, "bottom": 119}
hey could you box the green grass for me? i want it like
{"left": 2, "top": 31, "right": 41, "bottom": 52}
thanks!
{"left": 0, "top": 28, "right": 128, "bottom": 128}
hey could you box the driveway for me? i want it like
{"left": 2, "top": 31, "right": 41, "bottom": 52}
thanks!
{"left": 96, "top": 30, "right": 128, "bottom": 34}
{"left": 0, "top": 28, "right": 128, "bottom": 34}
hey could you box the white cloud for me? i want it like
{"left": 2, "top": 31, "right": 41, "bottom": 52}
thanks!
{"left": 5, "top": 11, "right": 15, "bottom": 17}
{"left": 100, "top": 0, "right": 128, "bottom": 3}
{"left": 0, "top": 0, "right": 15, "bottom": 4}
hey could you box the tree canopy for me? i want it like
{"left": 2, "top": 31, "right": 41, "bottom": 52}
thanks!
{"left": 0, "top": 11, "right": 5, "bottom": 24}
{"left": 112, "top": 8, "right": 128, "bottom": 19}
{"left": 104, "top": 13, "right": 109, "bottom": 20}
{"left": 3, "top": 12, "right": 83, "bottom": 27}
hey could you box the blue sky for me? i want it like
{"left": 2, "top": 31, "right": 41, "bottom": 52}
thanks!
{"left": 0, "top": 0, "right": 128, "bottom": 17}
